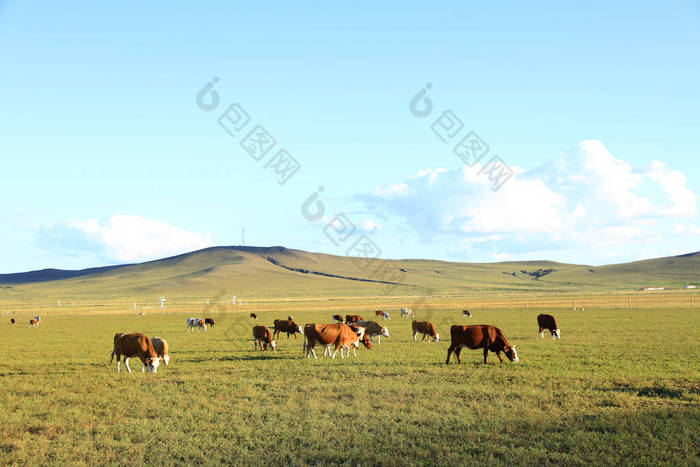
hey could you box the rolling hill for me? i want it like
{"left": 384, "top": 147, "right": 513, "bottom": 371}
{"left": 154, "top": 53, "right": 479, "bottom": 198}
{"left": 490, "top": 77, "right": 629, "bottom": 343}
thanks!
{"left": 0, "top": 246, "right": 698, "bottom": 301}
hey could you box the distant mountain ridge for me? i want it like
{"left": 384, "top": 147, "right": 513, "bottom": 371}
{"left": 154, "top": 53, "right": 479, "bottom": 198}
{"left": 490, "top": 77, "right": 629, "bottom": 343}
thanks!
{"left": 1, "top": 246, "right": 698, "bottom": 299}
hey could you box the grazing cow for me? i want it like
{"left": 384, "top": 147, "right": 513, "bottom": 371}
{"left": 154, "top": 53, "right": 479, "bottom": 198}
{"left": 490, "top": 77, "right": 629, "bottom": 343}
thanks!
{"left": 250, "top": 313, "right": 258, "bottom": 320}
{"left": 537, "top": 314, "right": 560, "bottom": 339}
{"left": 303, "top": 323, "right": 370, "bottom": 359}
{"left": 10, "top": 318, "right": 15, "bottom": 324}
{"left": 356, "top": 320, "right": 390, "bottom": 344}
{"left": 331, "top": 314, "right": 344, "bottom": 323}
{"left": 400, "top": 308, "right": 414, "bottom": 318}
{"left": 272, "top": 318, "right": 303, "bottom": 339}
{"left": 445, "top": 325, "right": 519, "bottom": 364}
{"left": 412, "top": 320, "right": 439, "bottom": 342}
{"left": 462, "top": 310, "right": 472, "bottom": 318}
{"left": 151, "top": 337, "right": 170, "bottom": 366}
{"left": 186, "top": 318, "right": 206, "bottom": 332}
{"left": 375, "top": 310, "right": 390, "bottom": 320}
{"left": 204, "top": 318, "right": 215, "bottom": 327}
{"left": 110, "top": 333, "right": 160, "bottom": 373}
{"left": 252, "top": 326, "right": 277, "bottom": 351}
{"left": 29, "top": 319, "right": 39, "bottom": 327}
{"left": 345, "top": 314, "right": 363, "bottom": 324}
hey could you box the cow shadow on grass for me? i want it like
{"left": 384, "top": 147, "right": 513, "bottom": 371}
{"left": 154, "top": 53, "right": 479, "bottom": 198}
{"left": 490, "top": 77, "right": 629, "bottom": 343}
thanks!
{"left": 599, "top": 383, "right": 695, "bottom": 401}
{"left": 226, "top": 354, "right": 292, "bottom": 362}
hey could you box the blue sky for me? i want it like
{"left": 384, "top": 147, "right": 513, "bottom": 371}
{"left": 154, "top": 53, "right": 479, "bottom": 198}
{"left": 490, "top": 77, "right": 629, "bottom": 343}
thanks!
{"left": 1, "top": 1, "right": 699, "bottom": 272}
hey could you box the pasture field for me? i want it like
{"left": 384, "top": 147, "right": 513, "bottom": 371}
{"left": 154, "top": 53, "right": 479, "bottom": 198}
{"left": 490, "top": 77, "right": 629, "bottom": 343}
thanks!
{"left": 1, "top": 306, "right": 698, "bottom": 465}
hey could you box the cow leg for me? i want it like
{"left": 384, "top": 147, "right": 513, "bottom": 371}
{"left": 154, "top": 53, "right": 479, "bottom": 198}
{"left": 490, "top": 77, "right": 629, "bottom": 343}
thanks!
{"left": 421, "top": 333, "right": 427, "bottom": 342}
{"left": 377, "top": 335, "right": 381, "bottom": 344}
{"left": 483, "top": 348, "right": 489, "bottom": 364}
{"left": 116, "top": 355, "right": 121, "bottom": 372}
{"left": 539, "top": 328, "right": 544, "bottom": 338}
{"left": 496, "top": 351, "right": 504, "bottom": 363}
{"left": 352, "top": 346, "right": 358, "bottom": 357}
{"left": 456, "top": 347, "right": 462, "bottom": 364}
{"left": 124, "top": 358, "right": 132, "bottom": 373}
{"left": 445, "top": 346, "right": 454, "bottom": 364}
{"left": 413, "top": 331, "right": 417, "bottom": 342}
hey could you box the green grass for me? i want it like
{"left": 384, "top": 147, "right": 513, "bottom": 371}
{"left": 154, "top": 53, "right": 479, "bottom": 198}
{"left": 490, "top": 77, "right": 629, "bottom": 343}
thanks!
{"left": 1, "top": 307, "right": 698, "bottom": 465}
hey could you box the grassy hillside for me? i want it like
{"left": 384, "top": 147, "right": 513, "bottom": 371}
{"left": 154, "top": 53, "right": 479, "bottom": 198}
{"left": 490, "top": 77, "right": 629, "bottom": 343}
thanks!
{"left": 0, "top": 246, "right": 698, "bottom": 302}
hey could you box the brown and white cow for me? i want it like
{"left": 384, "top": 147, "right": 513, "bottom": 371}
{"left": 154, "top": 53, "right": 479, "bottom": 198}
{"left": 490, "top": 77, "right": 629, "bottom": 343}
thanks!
{"left": 252, "top": 326, "right": 277, "bottom": 351}
{"left": 412, "top": 320, "right": 439, "bottom": 342}
{"left": 250, "top": 313, "right": 258, "bottom": 320}
{"left": 445, "top": 325, "right": 519, "bottom": 365}
{"left": 110, "top": 333, "right": 160, "bottom": 373}
{"left": 204, "top": 318, "right": 215, "bottom": 327}
{"left": 303, "top": 323, "right": 370, "bottom": 359}
{"left": 331, "top": 314, "right": 344, "bottom": 323}
{"left": 356, "top": 320, "right": 390, "bottom": 344}
{"left": 537, "top": 314, "right": 560, "bottom": 339}
{"left": 462, "top": 310, "right": 472, "bottom": 318}
{"left": 151, "top": 337, "right": 170, "bottom": 366}
{"left": 186, "top": 318, "right": 206, "bottom": 332}
{"left": 375, "top": 310, "right": 390, "bottom": 320}
{"left": 345, "top": 314, "right": 363, "bottom": 324}
{"left": 400, "top": 307, "right": 414, "bottom": 318}
{"left": 272, "top": 318, "right": 303, "bottom": 339}
{"left": 29, "top": 319, "right": 39, "bottom": 327}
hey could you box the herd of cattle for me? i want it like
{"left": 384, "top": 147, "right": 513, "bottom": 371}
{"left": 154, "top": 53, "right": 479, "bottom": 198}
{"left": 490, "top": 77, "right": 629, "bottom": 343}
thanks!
{"left": 12, "top": 309, "right": 561, "bottom": 373}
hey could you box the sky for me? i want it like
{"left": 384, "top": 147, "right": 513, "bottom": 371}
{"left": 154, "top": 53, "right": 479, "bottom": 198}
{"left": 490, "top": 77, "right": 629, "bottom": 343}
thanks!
{"left": 1, "top": 1, "right": 699, "bottom": 273}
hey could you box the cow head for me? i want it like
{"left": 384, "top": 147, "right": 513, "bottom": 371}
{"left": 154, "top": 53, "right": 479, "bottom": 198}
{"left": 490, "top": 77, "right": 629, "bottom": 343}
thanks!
{"left": 361, "top": 332, "right": 373, "bottom": 349}
{"left": 553, "top": 329, "right": 561, "bottom": 339}
{"left": 433, "top": 333, "right": 439, "bottom": 343}
{"left": 147, "top": 356, "right": 161, "bottom": 373}
{"left": 266, "top": 340, "right": 277, "bottom": 351}
{"left": 503, "top": 345, "right": 519, "bottom": 362}
{"left": 381, "top": 327, "right": 389, "bottom": 338}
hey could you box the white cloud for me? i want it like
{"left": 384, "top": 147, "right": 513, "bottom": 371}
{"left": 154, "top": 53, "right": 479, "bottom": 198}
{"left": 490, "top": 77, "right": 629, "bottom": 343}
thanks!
{"left": 673, "top": 224, "right": 700, "bottom": 236}
{"left": 371, "top": 183, "right": 409, "bottom": 199}
{"left": 647, "top": 160, "right": 697, "bottom": 218}
{"left": 361, "top": 219, "right": 382, "bottom": 232}
{"left": 40, "top": 215, "right": 213, "bottom": 263}
{"left": 360, "top": 140, "right": 698, "bottom": 258}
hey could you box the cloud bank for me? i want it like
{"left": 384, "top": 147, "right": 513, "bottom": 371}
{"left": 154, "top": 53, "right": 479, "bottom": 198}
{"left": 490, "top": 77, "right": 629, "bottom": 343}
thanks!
{"left": 38, "top": 215, "right": 213, "bottom": 263}
{"left": 361, "top": 140, "right": 697, "bottom": 260}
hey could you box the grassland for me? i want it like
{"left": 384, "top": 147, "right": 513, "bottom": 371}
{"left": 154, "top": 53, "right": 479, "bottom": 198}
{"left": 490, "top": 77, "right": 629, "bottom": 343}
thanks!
{"left": 1, "top": 302, "right": 698, "bottom": 465}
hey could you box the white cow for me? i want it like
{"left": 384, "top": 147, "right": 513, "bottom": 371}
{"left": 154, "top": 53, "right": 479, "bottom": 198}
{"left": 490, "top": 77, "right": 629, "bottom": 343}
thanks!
{"left": 400, "top": 308, "right": 414, "bottom": 318}
{"left": 186, "top": 317, "right": 207, "bottom": 332}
